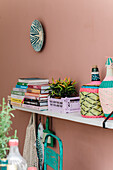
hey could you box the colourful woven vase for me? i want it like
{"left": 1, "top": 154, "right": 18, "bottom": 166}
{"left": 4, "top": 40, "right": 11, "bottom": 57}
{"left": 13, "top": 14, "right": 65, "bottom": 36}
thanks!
{"left": 99, "top": 57, "right": 113, "bottom": 119}
{"left": 80, "top": 66, "right": 104, "bottom": 118}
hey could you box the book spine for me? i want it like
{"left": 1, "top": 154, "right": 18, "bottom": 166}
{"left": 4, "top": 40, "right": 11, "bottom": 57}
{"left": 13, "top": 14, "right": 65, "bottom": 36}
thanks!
{"left": 18, "top": 78, "right": 49, "bottom": 83}
{"left": 38, "top": 97, "right": 48, "bottom": 101}
{"left": 13, "top": 88, "right": 27, "bottom": 92}
{"left": 27, "top": 88, "right": 40, "bottom": 94}
{"left": 11, "top": 98, "right": 23, "bottom": 103}
{"left": 11, "top": 102, "right": 22, "bottom": 107}
{"left": 28, "top": 85, "right": 49, "bottom": 90}
{"left": 40, "top": 90, "right": 49, "bottom": 94}
{"left": 24, "top": 100, "right": 48, "bottom": 106}
{"left": 16, "top": 85, "right": 28, "bottom": 89}
{"left": 27, "top": 88, "right": 49, "bottom": 94}
{"left": 25, "top": 92, "right": 40, "bottom": 97}
{"left": 17, "top": 82, "right": 28, "bottom": 86}
{"left": 22, "top": 104, "right": 48, "bottom": 111}
{"left": 23, "top": 100, "right": 39, "bottom": 106}
{"left": 24, "top": 95, "right": 48, "bottom": 101}
{"left": 24, "top": 95, "right": 37, "bottom": 100}
{"left": 11, "top": 91, "right": 25, "bottom": 96}
{"left": 24, "top": 98, "right": 48, "bottom": 103}
{"left": 11, "top": 94, "right": 25, "bottom": 100}
{"left": 28, "top": 80, "right": 49, "bottom": 85}
{"left": 25, "top": 92, "right": 49, "bottom": 97}
{"left": 24, "top": 98, "right": 38, "bottom": 102}
{"left": 38, "top": 102, "right": 48, "bottom": 106}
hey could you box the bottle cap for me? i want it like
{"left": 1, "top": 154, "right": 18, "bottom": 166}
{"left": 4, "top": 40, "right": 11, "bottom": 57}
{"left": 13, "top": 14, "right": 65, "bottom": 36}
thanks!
{"left": 9, "top": 139, "right": 18, "bottom": 146}
{"left": 28, "top": 167, "right": 37, "bottom": 170}
{"left": 92, "top": 65, "right": 99, "bottom": 72}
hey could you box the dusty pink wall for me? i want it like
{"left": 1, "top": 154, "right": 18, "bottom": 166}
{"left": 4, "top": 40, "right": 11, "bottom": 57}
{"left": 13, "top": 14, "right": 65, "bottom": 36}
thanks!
{"left": 1, "top": 0, "right": 113, "bottom": 169}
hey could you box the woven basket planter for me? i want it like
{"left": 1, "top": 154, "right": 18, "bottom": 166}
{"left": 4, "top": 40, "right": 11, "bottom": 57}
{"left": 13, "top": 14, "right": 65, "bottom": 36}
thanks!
{"left": 48, "top": 96, "right": 80, "bottom": 113}
{"left": 80, "top": 84, "right": 104, "bottom": 118}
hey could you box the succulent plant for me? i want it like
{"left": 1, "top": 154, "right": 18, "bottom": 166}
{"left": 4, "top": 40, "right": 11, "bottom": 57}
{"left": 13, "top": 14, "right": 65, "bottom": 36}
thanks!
{"left": 0, "top": 98, "right": 15, "bottom": 158}
{"left": 47, "top": 77, "right": 77, "bottom": 98}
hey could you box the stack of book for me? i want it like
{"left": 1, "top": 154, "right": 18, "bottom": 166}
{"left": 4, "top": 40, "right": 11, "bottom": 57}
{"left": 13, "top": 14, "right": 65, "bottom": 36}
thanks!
{"left": 11, "top": 81, "right": 28, "bottom": 107}
{"left": 11, "top": 78, "right": 49, "bottom": 111}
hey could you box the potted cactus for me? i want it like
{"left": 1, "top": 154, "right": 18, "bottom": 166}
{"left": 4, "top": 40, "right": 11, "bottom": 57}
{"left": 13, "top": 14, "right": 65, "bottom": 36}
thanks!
{"left": 47, "top": 78, "right": 80, "bottom": 113}
{"left": 0, "top": 98, "right": 15, "bottom": 159}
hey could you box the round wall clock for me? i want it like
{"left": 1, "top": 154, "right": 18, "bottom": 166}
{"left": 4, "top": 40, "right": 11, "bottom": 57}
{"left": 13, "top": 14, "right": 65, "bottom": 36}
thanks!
{"left": 30, "top": 20, "right": 44, "bottom": 52}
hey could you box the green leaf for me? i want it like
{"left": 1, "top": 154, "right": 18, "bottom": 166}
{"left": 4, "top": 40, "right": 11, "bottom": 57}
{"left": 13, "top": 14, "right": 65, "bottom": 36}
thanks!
{"left": 0, "top": 98, "right": 17, "bottom": 158}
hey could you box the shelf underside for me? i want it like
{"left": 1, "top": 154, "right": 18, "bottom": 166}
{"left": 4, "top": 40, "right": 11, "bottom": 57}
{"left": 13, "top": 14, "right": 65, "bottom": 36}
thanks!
{"left": 13, "top": 106, "right": 113, "bottom": 129}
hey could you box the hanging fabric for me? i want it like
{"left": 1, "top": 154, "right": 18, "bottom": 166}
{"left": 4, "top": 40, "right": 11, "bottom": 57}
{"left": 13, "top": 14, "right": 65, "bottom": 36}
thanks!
{"left": 23, "top": 113, "right": 39, "bottom": 169}
{"left": 36, "top": 117, "right": 44, "bottom": 170}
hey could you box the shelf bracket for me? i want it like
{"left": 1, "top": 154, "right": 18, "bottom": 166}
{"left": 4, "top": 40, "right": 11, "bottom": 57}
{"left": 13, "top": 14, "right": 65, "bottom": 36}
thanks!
{"left": 103, "top": 111, "right": 113, "bottom": 128}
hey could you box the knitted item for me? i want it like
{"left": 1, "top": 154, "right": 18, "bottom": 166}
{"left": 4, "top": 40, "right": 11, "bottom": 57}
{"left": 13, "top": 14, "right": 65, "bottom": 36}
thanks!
{"left": 80, "top": 85, "right": 104, "bottom": 118}
{"left": 23, "top": 113, "right": 39, "bottom": 169}
{"left": 99, "top": 86, "right": 113, "bottom": 119}
{"left": 99, "top": 57, "right": 113, "bottom": 119}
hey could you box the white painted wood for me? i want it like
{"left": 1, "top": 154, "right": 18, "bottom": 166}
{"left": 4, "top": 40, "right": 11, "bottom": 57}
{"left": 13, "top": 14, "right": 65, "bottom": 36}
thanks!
{"left": 13, "top": 106, "right": 113, "bottom": 129}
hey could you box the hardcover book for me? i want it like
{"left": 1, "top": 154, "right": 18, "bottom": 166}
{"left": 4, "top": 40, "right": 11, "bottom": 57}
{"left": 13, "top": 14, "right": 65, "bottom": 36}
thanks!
{"left": 25, "top": 92, "right": 49, "bottom": 98}
{"left": 27, "top": 88, "right": 40, "bottom": 94}
{"left": 24, "top": 98, "right": 48, "bottom": 106}
{"left": 25, "top": 95, "right": 48, "bottom": 101}
{"left": 16, "top": 85, "right": 28, "bottom": 89}
{"left": 28, "top": 84, "right": 50, "bottom": 90}
{"left": 11, "top": 94, "right": 25, "bottom": 100}
{"left": 27, "top": 88, "right": 49, "bottom": 94}
{"left": 11, "top": 98, "right": 23, "bottom": 103}
{"left": 18, "top": 78, "right": 49, "bottom": 84}
{"left": 24, "top": 101, "right": 48, "bottom": 106}
{"left": 22, "top": 104, "right": 48, "bottom": 111}
{"left": 11, "top": 91, "right": 25, "bottom": 96}
{"left": 11, "top": 102, "right": 22, "bottom": 107}
{"left": 24, "top": 98, "right": 48, "bottom": 102}
{"left": 28, "top": 82, "right": 49, "bottom": 85}
{"left": 13, "top": 88, "right": 27, "bottom": 93}
{"left": 17, "top": 82, "right": 28, "bottom": 86}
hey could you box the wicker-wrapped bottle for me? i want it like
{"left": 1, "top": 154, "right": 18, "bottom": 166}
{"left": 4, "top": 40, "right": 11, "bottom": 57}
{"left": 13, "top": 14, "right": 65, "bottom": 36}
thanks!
{"left": 99, "top": 57, "right": 113, "bottom": 119}
{"left": 80, "top": 65, "right": 104, "bottom": 118}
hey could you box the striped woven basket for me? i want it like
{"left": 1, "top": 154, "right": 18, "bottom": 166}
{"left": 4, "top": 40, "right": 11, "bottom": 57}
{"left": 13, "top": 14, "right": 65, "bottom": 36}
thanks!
{"left": 80, "top": 83, "right": 104, "bottom": 118}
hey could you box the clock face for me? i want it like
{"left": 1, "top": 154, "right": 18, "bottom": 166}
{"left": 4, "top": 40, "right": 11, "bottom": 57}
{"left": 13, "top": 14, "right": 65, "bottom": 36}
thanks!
{"left": 30, "top": 20, "right": 44, "bottom": 52}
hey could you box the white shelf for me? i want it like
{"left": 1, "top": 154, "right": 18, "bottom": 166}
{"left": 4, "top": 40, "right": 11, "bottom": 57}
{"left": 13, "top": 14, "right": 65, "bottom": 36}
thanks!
{"left": 13, "top": 106, "right": 113, "bottom": 129}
